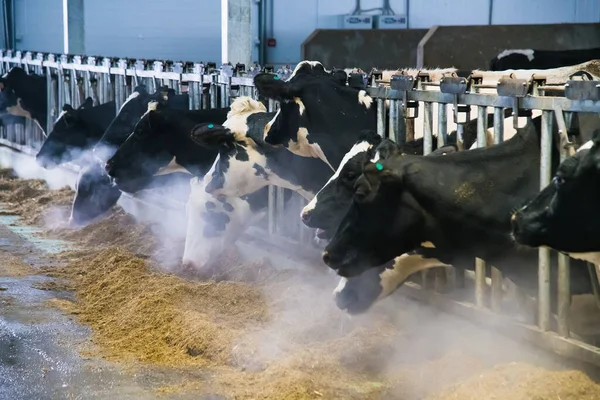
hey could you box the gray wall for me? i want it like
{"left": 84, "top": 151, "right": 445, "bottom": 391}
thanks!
{"left": 14, "top": 0, "right": 63, "bottom": 53}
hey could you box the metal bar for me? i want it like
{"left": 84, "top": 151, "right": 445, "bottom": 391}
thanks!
{"left": 493, "top": 107, "right": 504, "bottom": 144}
{"left": 389, "top": 100, "right": 399, "bottom": 142}
{"left": 365, "top": 88, "right": 600, "bottom": 113}
{"left": 538, "top": 110, "right": 553, "bottom": 332}
{"left": 475, "top": 105, "right": 488, "bottom": 308}
{"left": 437, "top": 103, "right": 447, "bottom": 147}
{"left": 423, "top": 102, "right": 433, "bottom": 154}
{"left": 376, "top": 98, "right": 386, "bottom": 137}
{"left": 490, "top": 106, "right": 505, "bottom": 312}
{"left": 416, "top": 25, "right": 439, "bottom": 69}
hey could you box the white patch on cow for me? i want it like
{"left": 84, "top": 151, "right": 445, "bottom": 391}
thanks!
{"left": 288, "top": 60, "right": 324, "bottom": 80}
{"left": 54, "top": 109, "right": 68, "bottom": 125}
{"left": 6, "top": 98, "right": 31, "bottom": 119}
{"left": 263, "top": 108, "right": 281, "bottom": 140}
{"left": 333, "top": 253, "right": 452, "bottom": 309}
{"left": 118, "top": 91, "right": 140, "bottom": 112}
{"left": 420, "top": 241, "right": 435, "bottom": 248}
{"left": 577, "top": 140, "right": 594, "bottom": 152}
{"left": 154, "top": 156, "right": 192, "bottom": 176}
{"left": 370, "top": 151, "right": 380, "bottom": 163}
{"left": 377, "top": 254, "right": 452, "bottom": 301}
{"left": 182, "top": 177, "right": 266, "bottom": 271}
{"left": 287, "top": 127, "right": 335, "bottom": 171}
{"left": 497, "top": 49, "right": 535, "bottom": 61}
{"left": 302, "top": 140, "right": 372, "bottom": 217}
{"left": 357, "top": 90, "right": 373, "bottom": 109}
{"left": 294, "top": 98, "right": 305, "bottom": 115}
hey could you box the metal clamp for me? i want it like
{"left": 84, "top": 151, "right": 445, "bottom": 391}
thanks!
{"left": 564, "top": 80, "right": 600, "bottom": 101}
{"left": 439, "top": 72, "right": 469, "bottom": 124}
{"left": 497, "top": 73, "right": 532, "bottom": 128}
{"left": 390, "top": 72, "right": 418, "bottom": 118}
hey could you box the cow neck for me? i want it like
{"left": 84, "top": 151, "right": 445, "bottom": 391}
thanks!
{"left": 78, "top": 101, "right": 117, "bottom": 135}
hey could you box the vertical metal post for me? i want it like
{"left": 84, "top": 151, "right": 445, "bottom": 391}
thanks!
{"left": 435, "top": 102, "right": 448, "bottom": 293}
{"left": 267, "top": 98, "right": 277, "bottom": 235}
{"left": 389, "top": 100, "right": 399, "bottom": 142}
{"left": 554, "top": 107, "right": 571, "bottom": 337}
{"left": 421, "top": 101, "right": 434, "bottom": 289}
{"left": 490, "top": 106, "right": 505, "bottom": 312}
{"left": 376, "top": 97, "right": 386, "bottom": 138}
{"left": 475, "top": 105, "right": 488, "bottom": 308}
{"left": 538, "top": 109, "right": 553, "bottom": 332}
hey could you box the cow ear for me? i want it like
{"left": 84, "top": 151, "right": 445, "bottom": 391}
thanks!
{"left": 430, "top": 144, "right": 458, "bottom": 156}
{"left": 62, "top": 103, "right": 74, "bottom": 112}
{"left": 191, "top": 123, "right": 235, "bottom": 149}
{"left": 133, "top": 85, "right": 148, "bottom": 95}
{"left": 253, "top": 73, "right": 301, "bottom": 100}
{"left": 375, "top": 139, "right": 401, "bottom": 161}
{"left": 79, "top": 97, "right": 94, "bottom": 109}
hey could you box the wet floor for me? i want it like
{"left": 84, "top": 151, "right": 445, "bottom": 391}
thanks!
{"left": 0, "top": 213, "right": 222, "bottom": 400}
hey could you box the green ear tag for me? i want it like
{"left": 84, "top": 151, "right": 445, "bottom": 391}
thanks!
{"left": 273, "top": 75, "right": 280, "bottom": 80}
{"left": 375, "top": 163, "right": 383, "bottom": 171}
{"left": 208, "top": 124, "right": 214, "bottom": 128}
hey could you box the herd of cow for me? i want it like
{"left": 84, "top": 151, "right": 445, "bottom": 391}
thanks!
{"left": 0, "top": 47, "right": 600, "bottom": 320}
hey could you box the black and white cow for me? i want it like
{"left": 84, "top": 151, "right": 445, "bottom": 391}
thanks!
{"left": 490, "top": 47, "right": 600, "bottom": 71}
{"left": 35, "top": 97, "right": 116, "bottom": 169}
{"left": 300, "top": 112, "right": 511, "bottom": 238}
{"left": 322, "top": 117, "right": 594, "bottom": 304}
{"left": 0, "top": 66, "right": 47, "bottom": 129}
{"left": 68, "top": 86, "right": 189, "bottom": 226}
{"left": 105, "top": 96, "right": 284, "bottom": 272}
{"left": 511, "top": 134, "right": 600, "bottom": 265}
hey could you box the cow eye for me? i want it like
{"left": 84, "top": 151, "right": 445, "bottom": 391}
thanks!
{"left": 552, "top": 176, "right": 564, "bottom": 187}
{"left": 343, "top": 172, "right": 356, "bottom": 182}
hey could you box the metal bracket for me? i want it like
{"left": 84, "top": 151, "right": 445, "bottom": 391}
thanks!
{"left": 564, "top": 80, "right": 600, "bottom": 101}
{"left": 390, "top": 72, "right": 418, "bottom": 118}
{"left": 497, "top": 74, "right": 532, "bottom": 128}
{"left": 370, "top": 69, "right": 383, "bottom": 86}
{"left": 440, "top": 72, "right": 469, "bottom": 124}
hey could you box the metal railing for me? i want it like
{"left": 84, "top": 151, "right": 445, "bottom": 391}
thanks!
{"left": 2, "top": 49, "right": 600, "bottom": 365}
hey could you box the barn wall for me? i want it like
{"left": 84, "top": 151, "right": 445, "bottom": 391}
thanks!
{"left": 84, "top": 0, "right": 221, "bottom": 62}
{"left": 13, "top": 0, "right": 64, "bottom": 54}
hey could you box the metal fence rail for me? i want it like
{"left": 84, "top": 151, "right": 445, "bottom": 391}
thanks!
{"left": 1, "top": 49, "right": 600, "bottom": 366}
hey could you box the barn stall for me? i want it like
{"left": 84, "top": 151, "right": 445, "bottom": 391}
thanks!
{"left": 0, "top": 0, "right": 600, "bottom": 399}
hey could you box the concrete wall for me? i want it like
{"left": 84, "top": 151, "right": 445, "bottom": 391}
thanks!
{"left": 422, "top": 23, "right": 600, "bottom": 70}
{"left": 14, "top": 0, "right": 63, "bottom": 53}
{"left": 302, "top": 29, "right": 427, "bottom": 70}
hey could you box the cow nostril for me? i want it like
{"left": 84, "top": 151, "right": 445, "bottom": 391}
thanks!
{"left": 322, "top": 250, "right": 331, "bottom": 266}
{"left": 301, "top": 210, "right": 311, "bottom": 223}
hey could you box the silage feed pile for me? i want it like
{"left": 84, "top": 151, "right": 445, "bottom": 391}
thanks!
{"left": 2, "top": 171, "right": 600, "bottom": 399}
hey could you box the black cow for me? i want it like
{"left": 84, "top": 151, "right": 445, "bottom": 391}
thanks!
{"left": 0, "top": 67, "right": 47, "bottom": 129}
{"left": 105, "top": 101, "right": 230, "bottom": 193}
{"left": 511, "top": 135, "right": 600, "bottom": 265}
{"left": 300, "top": 112, "right": 510, "bottom": 238}
{"left": 489, "top": 47, "right": 600, "bottom": 71}
{"left": 36, "top": 97, "right": 116, "bottom": 169}
{"left": 322, "top": 118, "right": 593, "bottom": 304}
{"left": 68, "top": 85, "right": 189, "bottom": 226}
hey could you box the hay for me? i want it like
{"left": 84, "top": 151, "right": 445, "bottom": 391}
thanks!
{"left": 426, "top": 361, "right": 600, "bottom": 400}
{"left": 0, "top": 253, "right": 36, "bottom": 277}
{"left": 41, "top": 248, "right": 268, "bottom": 367}
{"left": 3, "top": 172, "right": 599, "bottom": 399}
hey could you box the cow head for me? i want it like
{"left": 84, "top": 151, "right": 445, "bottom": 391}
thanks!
{"left": 254, "top": 60, "right": 377, "bottom": 169}
{"left": 92, "top": 85, "right": 153, "bottom": 162}
{"left": 0, "top": 67, "right": 46, "bottom": 126}
{"left": 35, "top": 97, "right": 96, "bottom": 169}
{"left": 69, "top": 160, "right": 122, "bottom": 227}
{"left": 182, "top": 178, "right": 269, "bottom": 275}
{"left": 301, "top": 130, "right": 382, "bottom": 238}
{"left": 511, "top": 134, "right": 600, "bottom": 255}
{"left": 322, "top": 140, "right": 428, "bottom": 277}
{"left": 333, "top": 253, "right": 452, "bottom": 314}
{"left": 105, "top": 100, "right": 193, "bottom": 193}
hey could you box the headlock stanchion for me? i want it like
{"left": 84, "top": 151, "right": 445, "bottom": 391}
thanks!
{"left": 2, "top": 50, "right": 600, "bottom": 366}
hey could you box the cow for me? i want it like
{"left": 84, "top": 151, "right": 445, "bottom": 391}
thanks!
{"left": 321, "top": 117, "right": 594, "bottom": 306}
{"left": 0, "top": 66, "right": 47, "bottom": 130}
{"left": 511, "top": 133, "right": 600, "bottom": 265}
{"left": 301, "top": 111, "right": 511, "bottom": 238}
{"left": 105, "top": 100, "right": 231, "bottom": 193}
{"left": 35, "top": 97, "right": 116, "bottom": 169}
{"left": 490, "top": 47, "right": 600, "bottom": 71}
{"left": 67, "top": 86, "right": 190, "bottom": 227}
